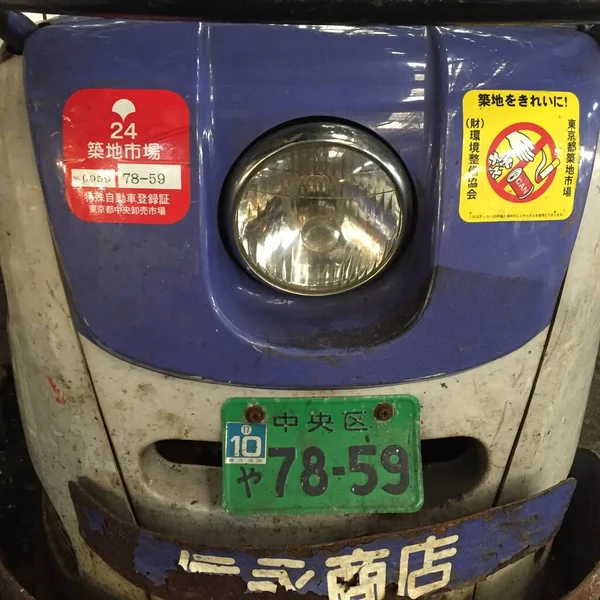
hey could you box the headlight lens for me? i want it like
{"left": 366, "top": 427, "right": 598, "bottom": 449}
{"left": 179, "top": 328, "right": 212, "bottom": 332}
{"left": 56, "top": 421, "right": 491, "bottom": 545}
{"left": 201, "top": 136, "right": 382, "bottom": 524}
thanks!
{"left": 228, "top": 123, "right": 413, "bottom": 296}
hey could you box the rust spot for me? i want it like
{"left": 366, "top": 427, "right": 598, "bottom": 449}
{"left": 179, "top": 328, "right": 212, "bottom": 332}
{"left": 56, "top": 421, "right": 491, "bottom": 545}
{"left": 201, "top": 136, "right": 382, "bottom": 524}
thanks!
{"left": 245, "top": 405, "right": 265, "bottom": 424}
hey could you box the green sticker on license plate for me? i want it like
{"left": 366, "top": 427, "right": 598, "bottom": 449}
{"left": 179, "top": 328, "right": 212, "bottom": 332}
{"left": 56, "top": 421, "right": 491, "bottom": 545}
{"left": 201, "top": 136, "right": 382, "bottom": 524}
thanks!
{"left": 222, "top": 396, "right": 423, "bottom": 515}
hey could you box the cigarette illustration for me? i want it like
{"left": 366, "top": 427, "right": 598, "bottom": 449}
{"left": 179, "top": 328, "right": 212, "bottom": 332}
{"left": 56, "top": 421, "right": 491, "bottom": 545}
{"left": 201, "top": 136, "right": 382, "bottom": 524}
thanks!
{"left": 487, "top": 128, "right": 563, "bottom": 202}
{"left": 535, "top": 149, "right": 561, "bottom": 183}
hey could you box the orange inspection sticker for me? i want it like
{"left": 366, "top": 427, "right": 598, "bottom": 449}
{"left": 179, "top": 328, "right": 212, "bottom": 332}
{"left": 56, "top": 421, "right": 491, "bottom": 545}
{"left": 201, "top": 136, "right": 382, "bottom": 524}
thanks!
{"left": 459, "top": 90, "right": 579, "bottom": 222}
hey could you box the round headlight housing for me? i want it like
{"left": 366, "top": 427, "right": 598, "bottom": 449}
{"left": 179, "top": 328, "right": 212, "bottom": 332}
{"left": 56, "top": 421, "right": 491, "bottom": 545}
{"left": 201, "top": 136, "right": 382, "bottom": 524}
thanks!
{"left": 226, "top": 122, "right": 413, "bottom": 296}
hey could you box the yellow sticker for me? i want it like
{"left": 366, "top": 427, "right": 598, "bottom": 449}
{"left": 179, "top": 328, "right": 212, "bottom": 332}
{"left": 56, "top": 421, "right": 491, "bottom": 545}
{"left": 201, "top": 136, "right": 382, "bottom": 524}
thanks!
{"left": 459, "top": 90, "right": 579, "bottom": 222}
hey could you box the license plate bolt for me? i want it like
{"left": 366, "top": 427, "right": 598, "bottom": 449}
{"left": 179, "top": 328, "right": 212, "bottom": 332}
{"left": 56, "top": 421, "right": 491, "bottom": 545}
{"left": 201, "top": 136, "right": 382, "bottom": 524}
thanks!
{"left": 374, "top": 402, "right": 395, "bottom": 421}
{"left": 245, "top": 404, "right": 266, "bottom": 424}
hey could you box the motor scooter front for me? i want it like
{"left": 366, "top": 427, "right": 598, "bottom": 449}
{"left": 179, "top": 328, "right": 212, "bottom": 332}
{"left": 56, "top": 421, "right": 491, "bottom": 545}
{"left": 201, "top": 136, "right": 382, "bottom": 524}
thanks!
{"left": 1, "top": 4, "right": 600, "bottom": 600}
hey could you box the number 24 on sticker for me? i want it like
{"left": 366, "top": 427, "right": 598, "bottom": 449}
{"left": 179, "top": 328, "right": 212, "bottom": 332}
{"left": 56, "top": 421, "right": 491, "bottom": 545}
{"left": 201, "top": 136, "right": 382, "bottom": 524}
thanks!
{"left": 110, "top": 121, "right": 137, "bottom": 140}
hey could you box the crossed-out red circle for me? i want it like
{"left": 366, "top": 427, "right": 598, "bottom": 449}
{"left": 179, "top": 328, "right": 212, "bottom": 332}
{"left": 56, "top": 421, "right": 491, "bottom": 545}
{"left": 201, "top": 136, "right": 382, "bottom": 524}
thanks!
{"left": 487, "top": 122, "right": 558, "bottom": 203}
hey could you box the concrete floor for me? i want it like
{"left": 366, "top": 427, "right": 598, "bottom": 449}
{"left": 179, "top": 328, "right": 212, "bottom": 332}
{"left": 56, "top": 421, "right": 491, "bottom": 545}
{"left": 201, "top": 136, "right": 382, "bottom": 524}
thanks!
{"left": 580, "top": 356, "right": 600, "bottom": 456}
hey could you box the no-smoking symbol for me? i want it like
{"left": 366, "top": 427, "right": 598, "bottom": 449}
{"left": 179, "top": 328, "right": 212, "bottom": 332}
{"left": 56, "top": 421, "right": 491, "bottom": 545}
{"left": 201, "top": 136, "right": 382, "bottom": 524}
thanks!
{"left": 487, "top": 122, "right": 560, "bottom": 203}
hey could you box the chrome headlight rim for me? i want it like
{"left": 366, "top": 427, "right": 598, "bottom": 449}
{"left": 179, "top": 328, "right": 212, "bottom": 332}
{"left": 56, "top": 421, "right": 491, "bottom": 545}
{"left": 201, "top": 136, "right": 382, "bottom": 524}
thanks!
{"left": 223, "top": 121, "right": 414, "bottom": 297}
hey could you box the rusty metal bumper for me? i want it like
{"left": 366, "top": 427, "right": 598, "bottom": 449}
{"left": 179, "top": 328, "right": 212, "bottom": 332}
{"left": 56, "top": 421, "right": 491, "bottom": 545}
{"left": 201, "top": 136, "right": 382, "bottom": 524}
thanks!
{"left": 3, "top": 448, "right": 600, "bottom": 599}
{"left": 67, "top": 479, "right": 574, "bottom": 599}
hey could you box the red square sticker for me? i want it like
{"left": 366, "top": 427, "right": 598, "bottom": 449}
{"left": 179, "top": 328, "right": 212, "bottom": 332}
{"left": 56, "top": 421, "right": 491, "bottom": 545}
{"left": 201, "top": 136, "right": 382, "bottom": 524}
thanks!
{"left": 62, "top": 89, "right": 190, "bottom": 224}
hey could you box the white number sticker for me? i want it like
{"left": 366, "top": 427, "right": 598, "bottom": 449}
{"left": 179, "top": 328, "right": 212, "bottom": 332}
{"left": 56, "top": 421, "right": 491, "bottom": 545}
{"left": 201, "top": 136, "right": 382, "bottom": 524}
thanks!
{"left": 117, "top": 164, "right": 181, "bottom": 189}
{"left": 71, "top": 169, "right": 116, "bottom": 188}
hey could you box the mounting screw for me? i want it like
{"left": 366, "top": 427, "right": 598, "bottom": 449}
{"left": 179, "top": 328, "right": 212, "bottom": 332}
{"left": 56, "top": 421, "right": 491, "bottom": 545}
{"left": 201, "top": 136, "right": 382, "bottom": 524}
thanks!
{"left": 374, "top": 403, "right": 394, "bottom": 422}
{"left": 245, "top": 405, "right": 265, "bottom": 424}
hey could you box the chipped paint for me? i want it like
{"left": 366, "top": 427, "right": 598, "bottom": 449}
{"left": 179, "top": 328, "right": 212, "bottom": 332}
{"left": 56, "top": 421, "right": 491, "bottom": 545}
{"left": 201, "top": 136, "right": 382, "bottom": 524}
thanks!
{"left": 47, "top": 376, "right": 66, "bottom": 405}
{"left": 72, "top": 479, "right": 574, "bottom": 599}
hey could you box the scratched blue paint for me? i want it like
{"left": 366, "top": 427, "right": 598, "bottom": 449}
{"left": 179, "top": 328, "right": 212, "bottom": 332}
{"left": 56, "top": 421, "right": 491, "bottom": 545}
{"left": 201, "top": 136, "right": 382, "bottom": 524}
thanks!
{"left": 85, "top": 508, "right": 106, "bottom": 534}
{"left": 23, "top": 21, "right": 600, "bottom": 388}
{"left": 128, "top": 480, "right": 574, "bottom": 595}
{"left": 133, "top": 532, "right": 181, "bottom": 587}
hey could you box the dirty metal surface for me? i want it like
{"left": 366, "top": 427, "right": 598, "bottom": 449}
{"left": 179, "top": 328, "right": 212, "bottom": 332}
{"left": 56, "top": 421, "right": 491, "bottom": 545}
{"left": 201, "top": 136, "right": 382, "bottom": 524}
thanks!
{"left": 71, "top": 478, "right": 574, "bottom": 599}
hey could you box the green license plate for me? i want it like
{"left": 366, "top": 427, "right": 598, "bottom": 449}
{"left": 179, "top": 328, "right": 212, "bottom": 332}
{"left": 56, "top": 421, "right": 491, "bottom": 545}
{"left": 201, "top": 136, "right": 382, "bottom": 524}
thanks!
{"left": 221, "top": 395, "right": 423, "bottom": 516}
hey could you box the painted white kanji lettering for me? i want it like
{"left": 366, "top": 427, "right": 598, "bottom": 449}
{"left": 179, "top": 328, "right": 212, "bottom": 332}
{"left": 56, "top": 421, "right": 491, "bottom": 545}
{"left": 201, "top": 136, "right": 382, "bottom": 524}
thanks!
{"left": 87, "top": 142, "right": 104, "bottom": 159}
{"left": 106, "top": 192, "right": 115, "bottom": 204}
{"left": 140, "top": 206, "right": 149, "bottom": 215}
{"left": 159, "top": 193, "right": 170, "bottom": 204}
{"left": 93, "top": 191, "right": 104, "bottom": 203}
{"left": 106, "top": 206, "right": 115, "bottom": 215}
{"left": 97, "top": 205, "right": 105, "bottom": 214}
{"left": 149, "top": 206, "right": 158, "bottom": 215}
{"left": 131, "top": 206, "right": 140, "bottom": 215}
{"left": 115, "top": 205, "right": 124, "bottom": 214}
{"left": 124, "top": 143, "right": 141, "bottom": 160}
{"left": 148, "top": 194, "right": 159, "bottom": 205}
{"left": 137, "top": 193, "right": 147, "bottom": 204}
{"left": 398, "top": 535, "right": 459, "bottom": 599}
{"left": 114, "top": 193, "right": 125, "bottom": 205}
{"left": 106, "top": 143, "right": 123, "bottom": 160}
{"left": 143, "top": 142, "right": 161, "bottom": 160}
{"left": 127, "top": 193, "right": 137, "bottom": 204}
{"left": 158, "top": 206, "right": 166, "bottom": 216}
{"left": 247, "top": 558, "right": 314, "bottom": 594}
{"left": 178, "top": 550, "right": 240, "bottom": 576}
{"left": 89, "top": 204, "right": 98, "bottom": 214}
{"left": 84, "top": 191, "right": 95, "bottom": 203}
{"left": 123, "top": 205, "right": 131, "bottom": 214}
{"left": 326, "top": 548, "right": 390, "bottom": 600}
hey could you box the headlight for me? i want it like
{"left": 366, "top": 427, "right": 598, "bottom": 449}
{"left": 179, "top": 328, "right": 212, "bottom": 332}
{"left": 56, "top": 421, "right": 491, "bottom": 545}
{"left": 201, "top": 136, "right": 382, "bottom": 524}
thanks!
{"left": 225, "top": 122, "right": 413, "bottom": 296}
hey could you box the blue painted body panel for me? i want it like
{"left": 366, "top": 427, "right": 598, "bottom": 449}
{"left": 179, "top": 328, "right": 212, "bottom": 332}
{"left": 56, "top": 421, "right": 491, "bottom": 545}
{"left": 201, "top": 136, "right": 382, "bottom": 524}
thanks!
{"left": 24, "top": 21, "right": 600, "bottom": 387}
{"left": 74, "top": 478, "right": 575, "bottom": 596}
